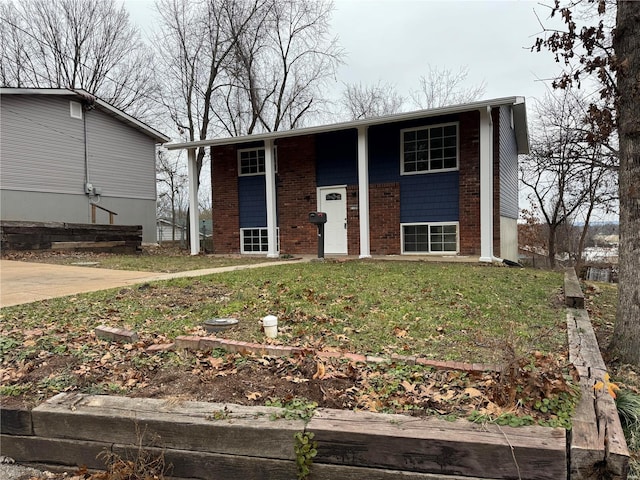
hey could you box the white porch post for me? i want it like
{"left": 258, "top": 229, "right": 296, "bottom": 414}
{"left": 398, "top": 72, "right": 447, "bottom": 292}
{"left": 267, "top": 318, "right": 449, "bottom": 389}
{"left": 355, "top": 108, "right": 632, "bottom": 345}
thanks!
{"left": 264, "top": 139, "right": 279, "bottom": 258}
{"left": 479, "top": 106, "right": 494, "bottom": 263}
{"left": 357, "top": 126, "right": 371, "bottom": 258}
{"left": 187, "top": 148, "right": 200, "bottom": 255}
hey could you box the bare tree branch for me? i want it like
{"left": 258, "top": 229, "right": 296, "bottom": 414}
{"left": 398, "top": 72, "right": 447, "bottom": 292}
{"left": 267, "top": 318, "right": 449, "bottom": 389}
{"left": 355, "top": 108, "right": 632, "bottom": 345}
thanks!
{"left": 0, "top": 0, "right": 159, "bottom": 120}
{"left": 410, "top": 65, "right": 486, "bottom": 109}
{"left": 341, "top": 81, "right": 404, "bottom": 120}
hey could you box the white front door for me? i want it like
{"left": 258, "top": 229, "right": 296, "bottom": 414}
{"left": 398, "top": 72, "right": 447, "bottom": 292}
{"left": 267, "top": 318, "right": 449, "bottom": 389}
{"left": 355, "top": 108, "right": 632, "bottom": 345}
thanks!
{"left": 318, "top": 186, "right": 348, "bottom": 254}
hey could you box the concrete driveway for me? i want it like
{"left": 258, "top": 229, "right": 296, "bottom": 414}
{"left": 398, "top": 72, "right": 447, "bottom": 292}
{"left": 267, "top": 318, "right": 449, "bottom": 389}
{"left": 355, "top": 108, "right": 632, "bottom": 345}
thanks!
{"left": 0, "top": 260, "right": 165, "bottom": 307}
{"left": 0, "top": 258, "right": 308, "bottom": 308}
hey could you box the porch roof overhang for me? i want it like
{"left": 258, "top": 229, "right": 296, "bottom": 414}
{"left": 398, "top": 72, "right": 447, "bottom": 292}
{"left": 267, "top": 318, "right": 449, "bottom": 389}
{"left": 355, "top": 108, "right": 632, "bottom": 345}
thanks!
{"left": 165, "top": 96, "right": 529, "bottom": 154}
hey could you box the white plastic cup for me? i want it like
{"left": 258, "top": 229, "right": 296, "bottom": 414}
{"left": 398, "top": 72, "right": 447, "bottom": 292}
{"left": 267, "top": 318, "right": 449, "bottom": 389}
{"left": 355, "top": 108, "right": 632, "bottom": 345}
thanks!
{"left": 262, "top": 315, "right": 278, "bottom": 338}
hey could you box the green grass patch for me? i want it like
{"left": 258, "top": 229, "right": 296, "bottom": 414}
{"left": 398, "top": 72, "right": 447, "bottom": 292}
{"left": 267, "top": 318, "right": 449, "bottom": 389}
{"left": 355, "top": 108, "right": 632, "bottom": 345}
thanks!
{"left": 1, "top": 261, "right": 565, "bottom": 364}
{"left": 4, "top": 250, "right": 275, "bottom": 273}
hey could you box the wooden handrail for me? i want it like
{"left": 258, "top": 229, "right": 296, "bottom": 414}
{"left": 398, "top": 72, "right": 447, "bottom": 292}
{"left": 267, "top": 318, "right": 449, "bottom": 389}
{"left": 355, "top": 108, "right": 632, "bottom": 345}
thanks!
{"left": 91, "top": 204, "right": 118, "bottom": 225}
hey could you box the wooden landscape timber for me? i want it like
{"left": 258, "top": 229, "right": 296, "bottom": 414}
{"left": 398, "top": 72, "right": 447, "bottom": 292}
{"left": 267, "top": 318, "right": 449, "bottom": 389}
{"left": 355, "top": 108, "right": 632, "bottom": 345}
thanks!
{"left": 308, "top": 408, "right": 566, "bottom": 479}
{"left": 565, "top": 269, "right": 629, "bottom": 479}
{"left": 565, "top": 268, "right": 586, "bottom": 309}
{"left": 0, "top": 220, "right": 142, "bottom": 252}
{"left": 1, "top": 392, "right": 566, "bottom": 480}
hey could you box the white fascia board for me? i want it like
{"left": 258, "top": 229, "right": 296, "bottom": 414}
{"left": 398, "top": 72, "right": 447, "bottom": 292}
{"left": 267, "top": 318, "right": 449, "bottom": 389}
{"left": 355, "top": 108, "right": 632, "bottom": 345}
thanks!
{"left": 165, "top": 96, "right": 526, "bottom": 151}
{"left": 1, "top": 88, "right": 74, "bottom": 96}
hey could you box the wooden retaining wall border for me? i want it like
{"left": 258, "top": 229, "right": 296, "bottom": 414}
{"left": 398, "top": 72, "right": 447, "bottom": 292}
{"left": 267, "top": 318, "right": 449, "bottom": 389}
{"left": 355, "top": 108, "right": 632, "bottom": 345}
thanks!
{"left": 565, "top": 268, "right": 629, "bottom": 479}
{"left": 0, "top": 220, "right": 142, "bottom": 252}
{"left": 1, "top": 392, "right": 567, "bottom": 480}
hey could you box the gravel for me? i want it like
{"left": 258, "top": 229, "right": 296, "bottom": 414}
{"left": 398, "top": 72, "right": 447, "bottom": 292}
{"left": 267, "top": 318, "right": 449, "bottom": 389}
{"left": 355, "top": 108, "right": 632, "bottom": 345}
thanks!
{"left": 0, "top": 462, "right": 48, "bottom": 480}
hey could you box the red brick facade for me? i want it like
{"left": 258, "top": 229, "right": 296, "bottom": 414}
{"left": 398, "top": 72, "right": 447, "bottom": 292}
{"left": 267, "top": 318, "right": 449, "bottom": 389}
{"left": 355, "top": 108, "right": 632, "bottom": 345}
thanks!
{"left": 369, "top": 183, "right": 401, "bottom": 255}
{"left": 211, "top": 145, "right": 240, "bottom": 253}
{"left": 346, "top": 185, "right": 360, "bottom": 255}
{"left": 275, "top": 135, "right": 318, "bottom": 255}
{"left": 209, "top": 109, "right": 505, "bottom": 257}
{"left": 458, "top": 111, "right": 481, "bottom": 255}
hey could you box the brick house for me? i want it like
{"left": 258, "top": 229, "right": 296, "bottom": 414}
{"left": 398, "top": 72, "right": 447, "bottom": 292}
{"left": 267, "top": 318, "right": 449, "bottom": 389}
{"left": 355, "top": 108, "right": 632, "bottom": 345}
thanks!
{"left": 167, "top": 97, "right": 528, "bottom": 262}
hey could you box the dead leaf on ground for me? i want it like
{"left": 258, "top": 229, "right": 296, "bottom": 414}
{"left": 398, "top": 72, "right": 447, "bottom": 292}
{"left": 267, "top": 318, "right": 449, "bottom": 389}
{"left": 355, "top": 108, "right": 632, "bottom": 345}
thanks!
{"left": 312, "top": 361, "right": 326, "bottom": 379}
{"left": 400, "top": 380, "right": 416, "bottom": 394}
{"left": 207, "top": 357, "right": 225, "bottom": 369}
{"left": 393, "top": 327, "right": 408, "bottom": 338}
{"left": 463, "top": 387, "right": 483, "bottom": 398}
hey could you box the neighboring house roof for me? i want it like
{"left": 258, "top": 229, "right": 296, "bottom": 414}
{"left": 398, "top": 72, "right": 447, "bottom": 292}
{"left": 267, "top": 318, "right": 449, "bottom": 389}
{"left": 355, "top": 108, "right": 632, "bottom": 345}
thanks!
{"left": 166, "top": 96, "right": 529, "bottom": 154}
{"left": 156, "top": 218, "right": 185, "bottom": 228}
{"left": 0, "top": 87, "right": 170, "bottom": 144}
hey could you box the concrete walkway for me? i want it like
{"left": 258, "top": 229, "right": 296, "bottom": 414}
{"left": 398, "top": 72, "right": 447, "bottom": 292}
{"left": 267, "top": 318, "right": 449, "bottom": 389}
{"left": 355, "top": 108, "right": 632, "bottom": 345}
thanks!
{"left": 0, "top": 258, "right": 307, "bottom": 308}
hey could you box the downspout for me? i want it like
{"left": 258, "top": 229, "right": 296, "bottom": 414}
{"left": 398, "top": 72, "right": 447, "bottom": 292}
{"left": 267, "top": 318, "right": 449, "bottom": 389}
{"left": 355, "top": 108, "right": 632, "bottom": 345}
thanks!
{"left": 75, "top": 90, "right": 96, "bottom": 202}
{"left": 83, "top": 111, "right": 90, "bottom": 194}
{"left": 79, "top": 92, "right": 99, "bottom": 217}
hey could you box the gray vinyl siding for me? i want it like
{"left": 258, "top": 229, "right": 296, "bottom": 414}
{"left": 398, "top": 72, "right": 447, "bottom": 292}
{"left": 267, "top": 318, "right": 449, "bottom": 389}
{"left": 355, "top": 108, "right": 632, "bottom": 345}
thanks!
{"left": 86, "top": 109, "right": 157, "bottom": 200}
{"left": 498, "top": 105, "right": 519, "bottom": 219}
{"left": 0, "top": 95, "right": 86, "bottom": 194}
{"left": 1, "top": 94, "right": 157, "bottom": 200}
{"left": 1, "top": 93, "right": 162, "bottom": 242}
{"left": 1, "top": 189, "right": 157, "bottom": 243}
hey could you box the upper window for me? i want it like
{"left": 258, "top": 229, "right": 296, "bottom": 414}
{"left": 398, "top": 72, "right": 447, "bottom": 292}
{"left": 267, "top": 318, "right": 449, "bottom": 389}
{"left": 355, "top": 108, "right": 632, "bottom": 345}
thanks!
{"left": 238, "top": 148, "right": 265, "bottom": 176}
{"left": 401, "top": 123, "right": 458, "bottom": 174}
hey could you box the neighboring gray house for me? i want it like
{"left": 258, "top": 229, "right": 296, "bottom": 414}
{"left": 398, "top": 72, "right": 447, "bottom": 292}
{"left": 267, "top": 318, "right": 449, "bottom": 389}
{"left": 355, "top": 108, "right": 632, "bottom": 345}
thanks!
{"left": 0, "top": 88, "right": 170, "bottom": 243}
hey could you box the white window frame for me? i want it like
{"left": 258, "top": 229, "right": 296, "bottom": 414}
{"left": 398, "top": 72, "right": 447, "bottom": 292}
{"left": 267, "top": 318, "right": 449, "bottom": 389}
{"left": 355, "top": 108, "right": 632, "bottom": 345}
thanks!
{"left": 400, "top": 222, "right": 459, "bottom": 255}
{"left": 238, "top": 147, "right": 265, "bottom": 177}
{"left": 240, "top": 227, "right": 280, "bottom": 254}
{"left": 237, "top": 147, "right": 278, "bottom": 177}
{"left": 400, "top": 122, "right": 459, "bottom": 175}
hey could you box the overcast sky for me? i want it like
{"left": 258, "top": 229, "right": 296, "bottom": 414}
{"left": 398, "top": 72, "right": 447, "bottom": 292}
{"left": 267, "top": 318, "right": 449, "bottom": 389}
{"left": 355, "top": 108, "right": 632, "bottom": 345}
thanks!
{"left": 122, "top": 0, "right": 564, "bottom": 111}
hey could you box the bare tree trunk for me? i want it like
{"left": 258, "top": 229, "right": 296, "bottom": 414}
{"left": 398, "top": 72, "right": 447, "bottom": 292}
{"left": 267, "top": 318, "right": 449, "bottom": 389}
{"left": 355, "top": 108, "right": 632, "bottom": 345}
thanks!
{"left": 611, "top": 0, "right": 640, "bottom": 366}
{"left": 548, "top": 224, "right": 557, "bottom": 269}
{"left": 575, "top": 204, "right": 594, "bottom": 274}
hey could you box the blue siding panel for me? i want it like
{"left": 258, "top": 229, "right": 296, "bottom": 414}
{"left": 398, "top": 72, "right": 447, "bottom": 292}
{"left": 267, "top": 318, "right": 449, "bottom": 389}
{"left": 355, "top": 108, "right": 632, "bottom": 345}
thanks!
{"left": 316, "top": 129, "right": 358, "bottom": 186}
{"left": 400, "top": 172, "right": 459, "bottom": 223}
{"left": 368, "top": 123, "right": 402, "bottom": 183}
{"left": 367, "top": 115, "right": 459, "bottom": 184}
{"left": 238, "top": 176, "right": 266, "bottom": 228}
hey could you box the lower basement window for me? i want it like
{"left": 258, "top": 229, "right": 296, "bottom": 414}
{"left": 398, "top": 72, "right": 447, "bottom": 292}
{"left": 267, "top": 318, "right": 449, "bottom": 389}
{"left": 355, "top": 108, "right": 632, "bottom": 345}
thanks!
{"left": 240, "top": 228, "right": 279, "bottom": 253}
{"left": 401, "top": 223, "right": 458, "bottom": 254}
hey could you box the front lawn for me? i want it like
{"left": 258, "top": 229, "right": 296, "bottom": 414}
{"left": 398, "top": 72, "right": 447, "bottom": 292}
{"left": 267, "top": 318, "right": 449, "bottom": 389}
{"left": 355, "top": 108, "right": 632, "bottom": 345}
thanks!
{"left": 0, "top": 260, "right": 576, "bottom": 427}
